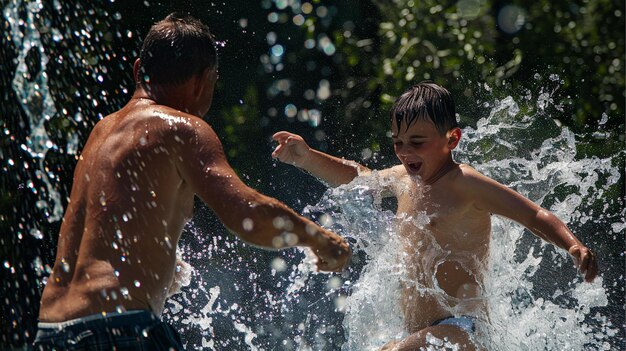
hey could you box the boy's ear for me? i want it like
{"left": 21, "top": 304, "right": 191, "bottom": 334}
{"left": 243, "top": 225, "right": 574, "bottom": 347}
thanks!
{"left": 447, "top": 128, "right": 462, "bottom": 149}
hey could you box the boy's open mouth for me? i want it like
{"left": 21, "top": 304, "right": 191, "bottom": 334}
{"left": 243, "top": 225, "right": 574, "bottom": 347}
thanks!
{"left": 406, "top": 161, "right": 422, "bottom": 174}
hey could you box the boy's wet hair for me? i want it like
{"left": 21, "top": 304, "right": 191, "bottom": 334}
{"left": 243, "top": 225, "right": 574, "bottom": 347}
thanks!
{"left": 390, "top": 81, "right": 458, "bottom": 135}
{"left": 139, "top": 13, "right": 217, "bottom": 87}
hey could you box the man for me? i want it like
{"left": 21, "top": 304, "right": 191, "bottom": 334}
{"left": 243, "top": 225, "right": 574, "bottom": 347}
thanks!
{"left": 33, "top": 13, "right": 350, "bottom": 350}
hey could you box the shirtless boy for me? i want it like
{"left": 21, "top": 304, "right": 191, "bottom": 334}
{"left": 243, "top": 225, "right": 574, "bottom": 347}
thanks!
{"left": 34, "top": 14, "right": 350, "bottom": 350}
{"left": 272, "top": 81, "right": 598, "bottom": 350}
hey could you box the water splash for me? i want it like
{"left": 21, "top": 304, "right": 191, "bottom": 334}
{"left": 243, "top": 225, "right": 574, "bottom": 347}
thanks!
{"left": 275, "top": 85, "right": 623, "bottom": 350}
{"left": 4, "top": 0, "right": 73, "bottom": 228}
{"left": 161, "top": 86, "right": 622, "bottom": 350}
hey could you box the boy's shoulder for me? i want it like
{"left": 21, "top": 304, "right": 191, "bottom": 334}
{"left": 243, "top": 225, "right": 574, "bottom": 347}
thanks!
{"left": 451, "top": 164, "right": 513, "bottom": 204}
{"left": 381, "top": 164, "right": 407, "bottom": 177}
{"left": 453, "top": 164, "right": 492, "bottom": 188}
{"left": 379, "top": 165, "right": 411, "bottom": 184}
{"left": 362, "top": 165, "right": 409, "bottom": 197}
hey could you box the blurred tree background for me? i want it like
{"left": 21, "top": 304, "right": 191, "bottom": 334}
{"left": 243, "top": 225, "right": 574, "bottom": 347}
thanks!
{"left": 1, "top": 0, "right": 624, "bottom": 348}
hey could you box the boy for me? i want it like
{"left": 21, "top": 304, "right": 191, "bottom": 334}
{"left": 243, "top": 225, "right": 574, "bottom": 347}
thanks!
{"left": 271, "top": 81, "right": 597, "bottom": 350}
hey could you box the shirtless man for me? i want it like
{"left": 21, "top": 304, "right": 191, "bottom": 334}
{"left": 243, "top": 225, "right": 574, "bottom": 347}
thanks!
{"left": 34, "top": 13, "right": 350, "bottom": 350}
{"left": 271, "top": 81, "right": 597, "bottom": 350}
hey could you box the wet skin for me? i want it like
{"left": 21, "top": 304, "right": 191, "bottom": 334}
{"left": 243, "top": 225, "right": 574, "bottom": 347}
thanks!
{"left": 38, "top": 64, "right": 351, "bottom": 322}
{"left": 272, "top": 117, "right": 597, "bottom": 349}
{"left": 384, "top": 118, "right": 489, "bottom": 332}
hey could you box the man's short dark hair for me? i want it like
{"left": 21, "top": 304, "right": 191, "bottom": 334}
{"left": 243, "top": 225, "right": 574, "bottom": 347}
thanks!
{"left": 390, "top": 81, "right": 458, "bottom": 135}
{"left": 139, "top": 13, "right": 217, "bottom": 87}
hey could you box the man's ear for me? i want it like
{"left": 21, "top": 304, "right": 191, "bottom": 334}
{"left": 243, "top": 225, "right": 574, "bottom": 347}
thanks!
{"left": 193, "top": 67, "right": 213, "bottom": 97}
{"left": 447, "top": 128, "right": 462, "bottom": 149}
{"left": 133, "top": 59, "right": 141, "bottom": 83}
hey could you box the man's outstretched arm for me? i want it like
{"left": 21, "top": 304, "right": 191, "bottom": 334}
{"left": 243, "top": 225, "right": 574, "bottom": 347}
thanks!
{"left": 173, "top": 117, "right": 351, "bottom": 272}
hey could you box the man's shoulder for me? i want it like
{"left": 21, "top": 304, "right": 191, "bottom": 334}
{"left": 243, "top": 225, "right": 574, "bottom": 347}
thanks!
{"left": 149, "top": 105, "right": 207, "bottom": 128}
{"left": 141, "top": 105, "right": 220, "bottom": 143}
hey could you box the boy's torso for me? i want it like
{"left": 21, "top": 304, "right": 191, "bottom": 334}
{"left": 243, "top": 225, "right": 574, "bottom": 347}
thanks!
{"left": 384, "top": 164, "right": 491, "bottom": 332}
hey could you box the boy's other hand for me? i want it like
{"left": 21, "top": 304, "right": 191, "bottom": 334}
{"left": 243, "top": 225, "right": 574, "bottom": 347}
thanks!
{"left": 312, "top": 232, "right": 352, "bottom": 272}
{"left": 568, "top": 244, "right": 598, "bottom": 282}
{"left": 272, "top": 131, "right": 311, "bottom": 168}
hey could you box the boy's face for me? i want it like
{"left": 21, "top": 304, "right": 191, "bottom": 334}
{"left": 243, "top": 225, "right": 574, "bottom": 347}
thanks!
{"left": 391, "top": 117, "right": 460, "bottom": 180}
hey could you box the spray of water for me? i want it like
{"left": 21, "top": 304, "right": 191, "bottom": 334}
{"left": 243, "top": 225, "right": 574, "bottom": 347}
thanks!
{"left": 158, "top": 84, "right": 622, "bottom": 350}
{"left": 271, "top": 83, "right": 622, "bottom": 350}
{"left": 4, "top": 0, "right": 77, "bottom": 232}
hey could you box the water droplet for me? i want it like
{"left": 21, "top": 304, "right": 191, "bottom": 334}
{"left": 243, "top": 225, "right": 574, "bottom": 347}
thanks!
{"left": 120, "top": 287, "right": 129, "bottom": 296}
{"left": 134, "top": 280, "right": 141, "bottom": 287}
{"left": 327, "top": 276, "right": 342, "bottom": 289}
{"left": 284, "top": 233, "right": 299, "bottom": 246}
{"left": 271, "top": 257, "right": 287, "bottom": 272}
{"left": 30, "top": 228, "right": 43, "bottom": 239}
{"left": 164, "top": 236, "right": 172, "bottom": 249}
{"left": 273, "top": 217, "right": 285, "bottom": 229}
{"left": 319, "top": 213, "right": 333, "bottom": 227}
{"left": 242, "top": 218, "right": 254, "bottom": 231}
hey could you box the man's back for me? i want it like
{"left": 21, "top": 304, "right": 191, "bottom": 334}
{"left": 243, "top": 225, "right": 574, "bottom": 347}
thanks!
{"left": 39, "top": 99, "right": 196, "bottom": 322}
{"left": 34, "top": 14, "right": 350, "bottom": 350}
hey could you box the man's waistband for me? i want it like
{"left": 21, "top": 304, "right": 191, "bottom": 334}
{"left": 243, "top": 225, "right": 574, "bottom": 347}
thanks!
{"left": 38, "top": 310, "right": 158, "bottom": 330}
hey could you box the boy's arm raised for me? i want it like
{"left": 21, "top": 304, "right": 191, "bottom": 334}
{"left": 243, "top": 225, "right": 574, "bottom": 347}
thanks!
{"left": 272, "top": 131, "right": 369, "bottom": 187}
{"left": 464, "top": 168, "right": 598, "bottom": 282}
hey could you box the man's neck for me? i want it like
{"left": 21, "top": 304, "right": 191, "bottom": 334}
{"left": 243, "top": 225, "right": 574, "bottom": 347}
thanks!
{"left": 132, "top": 85, "right": 192, "bottom": 114}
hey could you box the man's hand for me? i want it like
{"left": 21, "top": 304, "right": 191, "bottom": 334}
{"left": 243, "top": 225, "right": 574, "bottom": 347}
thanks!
{"left": 272, "top": 131, "right": 311, "bottom": 168}
{"left": 311, "top": 230, "right": 352, "bottom": 272}
{"left": 167, "top": 257, "right": 193, "bottom": 297}
{"left": 568, "top": 244, "right": 598, "bottom": 282}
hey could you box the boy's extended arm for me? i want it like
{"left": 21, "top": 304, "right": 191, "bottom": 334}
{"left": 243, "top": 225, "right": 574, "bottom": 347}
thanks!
{"left": 465, "top": 169, "right": 598, "bottom": 282}
{"left": 272, "top": 131, "right": 369, "bottom": 187}
{"left": 173, "top": 119, "right": 351, "bottom": 272}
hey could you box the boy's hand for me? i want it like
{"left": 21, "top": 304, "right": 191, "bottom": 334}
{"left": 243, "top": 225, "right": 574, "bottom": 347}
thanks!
{"left": 568, "top": 245, "right": 598, "bottom": 282}
{"left": 272, "top": 131, "right": 311, "bottom": 168}
{"left": 312, "top": 230, "right": 352, "bottom": 272}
